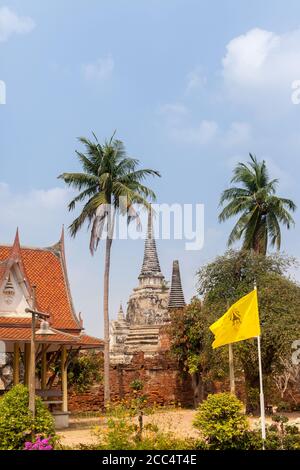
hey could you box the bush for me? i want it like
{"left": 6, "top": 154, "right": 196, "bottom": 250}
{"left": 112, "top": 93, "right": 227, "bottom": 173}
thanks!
{"left": 193, "top": 393, "right": 249, "bottom": 449}
{"left": 0, "top": 385, "right": 55, "bottom": 450}
{"left": 130, "top": 379, "right": 144, "bottom": 392}
{"left": 276, "top": 401, "right": 292, "bottom": 412}
{"left": 68, "top": 351, "right": 103, "bottom": 392}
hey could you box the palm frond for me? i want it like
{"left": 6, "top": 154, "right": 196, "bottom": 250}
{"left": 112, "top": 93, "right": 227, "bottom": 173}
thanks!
{"left": 219, "top": 153, "right": 296, "bottom": 254}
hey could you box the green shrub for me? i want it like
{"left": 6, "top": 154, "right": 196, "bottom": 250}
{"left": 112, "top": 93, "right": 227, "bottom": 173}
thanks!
{"left": 276, "top": 401, "right": 292, "bottom": 412}
{"left": 193, "top": 393, "right": 249, "bottom": 449}
{"left": 0, "top": 385, "right": 55, "bottom": 450}
{"left": 68, "top": 352, "right": 102, "bottom": 392}
{"left": 130, "top": 379, "right": 144, "bottom": 392}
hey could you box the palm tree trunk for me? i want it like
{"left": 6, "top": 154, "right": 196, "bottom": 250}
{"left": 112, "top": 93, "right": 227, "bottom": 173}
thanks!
{"left": 103, "top": 210, "right": 115, "bottom": 406}
{"left": 253, "top": 216, "right": 268, "bottom": 254}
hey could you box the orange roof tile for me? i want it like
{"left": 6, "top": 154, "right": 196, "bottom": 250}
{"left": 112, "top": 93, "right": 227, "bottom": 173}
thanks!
{"left": 0, "top": 326, "right": 80, "bottom": 344}
{"left": 79, "top": 333, "right": 104, "bottom": 348}
{"left": 0, "top": 326, "right": 103, "bottom": 349}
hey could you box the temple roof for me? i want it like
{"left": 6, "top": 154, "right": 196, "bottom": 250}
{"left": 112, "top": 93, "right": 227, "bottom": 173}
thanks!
{"left": 168, "top": 260, "right": 186, "bottom": 309}
{"left": 0, "top": 229, "right": 103, "bottom": 349}
{"left": 139, "top": 209, "right": 164, "bottom": 280}
{"left": 0, "top": 229, "right": 81, "bottom": 331}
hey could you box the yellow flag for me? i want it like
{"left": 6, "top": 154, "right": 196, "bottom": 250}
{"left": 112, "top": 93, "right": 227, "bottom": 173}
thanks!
{"left": 209, "top": 290, "right": 261, "bottom": 349}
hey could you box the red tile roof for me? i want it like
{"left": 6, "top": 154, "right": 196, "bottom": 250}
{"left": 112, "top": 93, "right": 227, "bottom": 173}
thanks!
{"left": 0, "top": 230, "right": 103, "bottom": 349}
{"left": 0, "top": 326, "right": 80, "bottom": 344}
{"left": 0, "top": 317, "right": 32, "bottom": 326}
{"left": 79, "top": 333, "right": 104, "bottom": 348}
{"left": 0, "top": 326, "right": 103, "bottom": 348}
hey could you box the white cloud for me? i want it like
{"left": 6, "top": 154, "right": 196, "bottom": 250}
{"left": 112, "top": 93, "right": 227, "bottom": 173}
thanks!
{"left": 0, "top": 6, "right": 35, "bottom": 42}
{"left": 222, "top": 121, "right": 251, "bottom": 147}
{"left": 159, "top": 103, "right": 188, "bottom": 116}
{"left": 173, "top": 120, "right": 218, "bottom": 145}
{"left": 222, "top": 27, "right": 300, "bottom": 101}
{"left": 159, "top": 103, "right": 188, "bottom": 125}
{"left": 159, "top": 103, "right": 251, "bottom": 148}
{"left": 185, "top": 66, "right": 207, "bottom": 94}
{"left": 82, "top": 55, "right": 114, "bottom": 81}
{"left": 0, "top": 184, "right": 71, "bottom": 238}
{"left": 159, "top": 102, "right": 218, "bottom": 145}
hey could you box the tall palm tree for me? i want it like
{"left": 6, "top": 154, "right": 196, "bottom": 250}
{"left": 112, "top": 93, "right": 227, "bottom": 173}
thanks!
{"left": 58, "top": 133, "right": 160, "bottom": 404}
{"left": 218, "top": 154, "right": 296, "bottom": 254}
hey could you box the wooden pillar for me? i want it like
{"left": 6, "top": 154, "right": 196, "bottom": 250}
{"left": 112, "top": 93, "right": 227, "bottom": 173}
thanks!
{"left": 41, "top": 345, "right": 47, "bottom": 390}
{"left": 24, "top": 343, "right": 31, "bottom": 386}
{"left": 13, "top": 342, "right": 20, "bottom": 385}
{"left": 61, "top": 346, "right": 68, "bottom": 412}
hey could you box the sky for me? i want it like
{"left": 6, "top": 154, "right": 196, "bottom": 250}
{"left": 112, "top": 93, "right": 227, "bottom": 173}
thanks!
{"left": 1, "top": 0, "right": 300, "bottom": 337}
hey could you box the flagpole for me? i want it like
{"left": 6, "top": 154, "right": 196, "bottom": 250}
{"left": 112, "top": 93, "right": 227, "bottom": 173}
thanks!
{"left": 228, "top": 343, "right": 235, "bottom": 394}
{"left": 226, "top": 300, "right": 236, "bottom": 395}
{"left": 254, "top": 282, "right": 266, "bottom": 449}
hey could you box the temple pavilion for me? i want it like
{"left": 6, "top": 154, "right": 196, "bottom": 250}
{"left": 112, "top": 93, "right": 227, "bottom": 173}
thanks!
{"left": 0, "top": 228, "right": 103, "bottom": 426}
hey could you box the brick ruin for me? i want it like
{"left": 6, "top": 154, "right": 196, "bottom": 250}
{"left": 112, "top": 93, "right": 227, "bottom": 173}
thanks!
{"left": 69, "top": 350, "right": 194, "bottom": 412}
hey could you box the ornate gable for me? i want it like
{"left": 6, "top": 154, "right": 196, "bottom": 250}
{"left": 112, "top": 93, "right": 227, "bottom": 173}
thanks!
{"left": 0, "top": 265, "right": 32, "bottom": 317}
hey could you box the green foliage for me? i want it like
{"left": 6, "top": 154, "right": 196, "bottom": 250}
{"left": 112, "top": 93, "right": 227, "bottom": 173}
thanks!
{"left": 0, "top": 385, "right": 55, "bottom": 450}
{"left": 169, "top": 298, "right": 223, "bottom": 381}
{"left": 193, "top": 393, "right": 249, "bottom": 449}
{"left": 68, "top": 352, "right": 103, "bottom": 392}
{"left": 276, "top": 401, "right": 292, "bottom": 412}
{"left": 218, "top": 153, "right": 296, "bottom": 254}
{"left": 130, "top": 379, "right": 144, "bottom": 392}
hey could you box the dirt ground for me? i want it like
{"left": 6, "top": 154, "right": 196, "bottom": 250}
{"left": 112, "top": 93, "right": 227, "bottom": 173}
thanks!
{"left": 57, "top": 410, "right": 300, "bottom": 448}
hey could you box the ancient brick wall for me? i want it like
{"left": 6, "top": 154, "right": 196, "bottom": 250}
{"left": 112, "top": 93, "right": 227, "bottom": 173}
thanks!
{"left": 68, "top": 351, "right": 193, "bottom": 413}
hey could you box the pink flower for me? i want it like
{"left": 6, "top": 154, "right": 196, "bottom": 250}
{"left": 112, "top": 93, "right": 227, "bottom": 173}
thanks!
{"left": 24, "top": 437, "right": 53, "bottom": 451}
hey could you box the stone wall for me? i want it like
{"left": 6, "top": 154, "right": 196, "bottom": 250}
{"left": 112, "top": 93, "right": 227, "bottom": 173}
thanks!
{"left": 68, "top": 351, "right": 193, "bottom": 413}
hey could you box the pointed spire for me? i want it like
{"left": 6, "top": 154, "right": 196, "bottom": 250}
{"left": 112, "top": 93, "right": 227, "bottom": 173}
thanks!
{"left": 6, "top": 228, "right": 33, "bottom": 300}
{"left": 10, "top": 228, "right": 22, "bottom": 260}
{"left": 117, "top": 303, "right": 125, "bottom": 321}
{"left": 139, "top": 208, "right": 164, "bottom": 280}
{"left": 60, "top": 224, "right": 65, "bottom": 246}
{"left": 168, "top": 260, "right": 186, "bottom": 309}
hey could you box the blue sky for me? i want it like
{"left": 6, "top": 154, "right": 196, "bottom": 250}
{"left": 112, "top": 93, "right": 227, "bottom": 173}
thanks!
{"left": 1, "top": 0, "right": 300, "bottom": 336}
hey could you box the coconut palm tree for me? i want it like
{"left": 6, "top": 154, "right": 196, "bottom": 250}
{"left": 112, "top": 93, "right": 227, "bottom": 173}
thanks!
{"left": 58, "top": 133, "right": 160, "bottom": 404}
{"left": 218, "top": 154, "right": 296, "bottom": 254}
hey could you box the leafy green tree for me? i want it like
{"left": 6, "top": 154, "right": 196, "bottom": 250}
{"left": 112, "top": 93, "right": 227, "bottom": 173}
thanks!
{"left": 68, "top": 351, "right": 103, "bottom": 392}
{"left": 197, "top": 250, "right": 300, "bottom": 411}
{"left": 59, "top": 134, "right": 160, "bottom": 404}
{"left": 193, "top": 393, "right": 249, "bottom": 449}
{"left": 169, "top": 299, "right": 230, "bottom": 406}
{"left": 219, "top": 154, "right": 296, "bottom": 254}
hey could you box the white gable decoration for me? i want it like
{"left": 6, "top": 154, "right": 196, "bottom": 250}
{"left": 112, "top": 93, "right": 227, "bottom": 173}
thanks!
{"left": 0, "top": 267, "right": 31, "bottom": 317}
